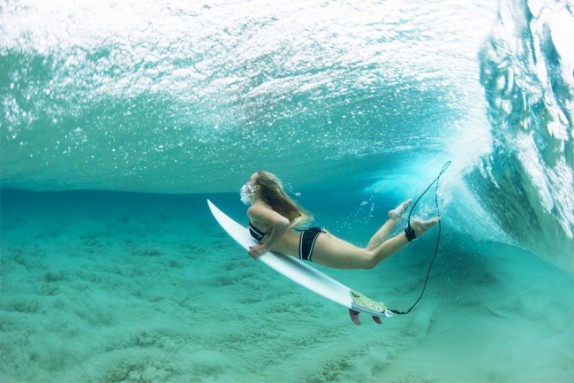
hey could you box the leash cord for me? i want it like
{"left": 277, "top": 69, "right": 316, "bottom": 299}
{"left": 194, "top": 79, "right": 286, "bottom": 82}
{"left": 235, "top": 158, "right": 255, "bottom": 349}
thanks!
{"left": 390, "top": 161, "right": 451, "bottom": 315}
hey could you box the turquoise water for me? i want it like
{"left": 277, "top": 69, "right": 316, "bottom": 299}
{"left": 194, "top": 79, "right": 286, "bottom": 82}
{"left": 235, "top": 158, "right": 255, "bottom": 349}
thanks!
{"left": 1, "top": 0, "right": 573, "bottom": 382}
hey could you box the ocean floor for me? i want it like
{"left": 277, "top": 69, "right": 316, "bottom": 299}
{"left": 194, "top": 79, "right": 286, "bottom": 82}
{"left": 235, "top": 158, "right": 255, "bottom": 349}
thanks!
{"left": 1, "top": 190, "right": 573, "bottom": 383}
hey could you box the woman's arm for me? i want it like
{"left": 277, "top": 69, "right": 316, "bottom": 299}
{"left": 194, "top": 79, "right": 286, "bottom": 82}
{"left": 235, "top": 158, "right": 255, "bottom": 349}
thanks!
{"left": 247, "top": 204, "right": 290, "bottom": 258}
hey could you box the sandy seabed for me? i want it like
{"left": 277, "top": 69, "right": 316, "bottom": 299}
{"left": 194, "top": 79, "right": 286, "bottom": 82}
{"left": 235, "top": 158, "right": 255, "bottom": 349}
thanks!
{"left": 1, "top": 191, "right": 573, "bottom": 383}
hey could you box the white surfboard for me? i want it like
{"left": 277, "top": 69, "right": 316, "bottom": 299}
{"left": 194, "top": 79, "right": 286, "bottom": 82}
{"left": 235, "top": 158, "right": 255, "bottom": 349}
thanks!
{"left": 207, "top": 199, "right": 393, "bottom": 324}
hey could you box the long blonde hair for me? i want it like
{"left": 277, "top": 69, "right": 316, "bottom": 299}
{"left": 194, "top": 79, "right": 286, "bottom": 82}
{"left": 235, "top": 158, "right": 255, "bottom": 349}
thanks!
{"left": 254, "top": 171, "right": 311, "bottom": 228}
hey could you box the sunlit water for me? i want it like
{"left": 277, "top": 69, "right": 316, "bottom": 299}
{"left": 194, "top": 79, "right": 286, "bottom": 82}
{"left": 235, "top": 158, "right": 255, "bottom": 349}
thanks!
{"left": 1, "top": 0, "right": 573, "bottom": 382}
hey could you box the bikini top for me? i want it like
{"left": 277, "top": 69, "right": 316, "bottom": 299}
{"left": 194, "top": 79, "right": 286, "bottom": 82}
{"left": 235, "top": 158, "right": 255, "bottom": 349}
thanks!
{"left": 248, "top": 221, "right": 271, "bottom": 241}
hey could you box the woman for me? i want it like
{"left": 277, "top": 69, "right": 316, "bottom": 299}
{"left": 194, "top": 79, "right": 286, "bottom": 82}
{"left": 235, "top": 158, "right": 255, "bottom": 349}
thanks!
{"left": 242, "top": 171, "right": 439, "bottom": 269}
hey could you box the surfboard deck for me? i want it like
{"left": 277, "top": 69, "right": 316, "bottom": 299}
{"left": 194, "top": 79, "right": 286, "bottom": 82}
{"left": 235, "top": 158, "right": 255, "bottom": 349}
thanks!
{"left": 207, "top": 199, "right": 393, "bottom": 325}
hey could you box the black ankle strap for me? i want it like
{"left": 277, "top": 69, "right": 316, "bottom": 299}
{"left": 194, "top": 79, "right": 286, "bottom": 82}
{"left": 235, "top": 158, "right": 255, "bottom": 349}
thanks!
{"left": 404, "top": 226, "right": 416, "bottom": 242}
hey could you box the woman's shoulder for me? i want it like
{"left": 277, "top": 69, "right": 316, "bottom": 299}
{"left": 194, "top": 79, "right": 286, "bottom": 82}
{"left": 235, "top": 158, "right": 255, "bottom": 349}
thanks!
{"left": 248, "top": 202, "right": 291, "bottom": 226}
{"left": 247, "top": 201, "right": 271, "bottom": 217}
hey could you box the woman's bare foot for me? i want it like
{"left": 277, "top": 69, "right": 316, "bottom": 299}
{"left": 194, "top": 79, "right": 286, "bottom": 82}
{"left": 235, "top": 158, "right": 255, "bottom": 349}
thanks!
{"left": 410, "top": 217, "right": 440, "bottom": 237}
{"left": 388, "top": 199, "right": 412, "bottom": 222}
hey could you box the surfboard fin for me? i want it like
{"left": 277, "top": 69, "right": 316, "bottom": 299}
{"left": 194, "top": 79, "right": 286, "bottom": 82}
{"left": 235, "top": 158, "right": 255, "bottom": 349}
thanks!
{"left": 349, "top": 309, "right": 361, "bottom": 325}
{"left": 349, "top": 309, "right": 383, "bottom": 325}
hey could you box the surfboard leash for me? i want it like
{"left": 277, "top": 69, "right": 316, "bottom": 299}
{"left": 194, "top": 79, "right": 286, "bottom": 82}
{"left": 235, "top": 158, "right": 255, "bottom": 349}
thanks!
{"left": 390, "top": 160, "right": 451, "bottom": 315}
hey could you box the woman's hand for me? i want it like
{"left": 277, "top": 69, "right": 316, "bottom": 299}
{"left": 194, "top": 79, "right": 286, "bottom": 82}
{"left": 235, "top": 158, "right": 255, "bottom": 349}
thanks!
{"left": 248, "top": 244, "right": 267, "bottom": 258}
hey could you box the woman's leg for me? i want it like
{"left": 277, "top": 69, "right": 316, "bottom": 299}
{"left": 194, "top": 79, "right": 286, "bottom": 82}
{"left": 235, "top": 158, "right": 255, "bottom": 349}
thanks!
{"left": 368, "top": 217, "right": 439, "bottom": 266}
{"left": 367, "top": 199, "right": 412, "bottom": 250}
{"left": 312, "top": 216, "right": 439, "bottom": 270}
{"left": 311, "top": 233, "right": 376, "bottom": 269}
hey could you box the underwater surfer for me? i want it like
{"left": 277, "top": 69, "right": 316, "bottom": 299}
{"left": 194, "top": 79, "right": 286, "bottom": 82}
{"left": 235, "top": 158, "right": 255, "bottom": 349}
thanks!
{"left": 242, "top": 171, "right": 439, "bottom": 269}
